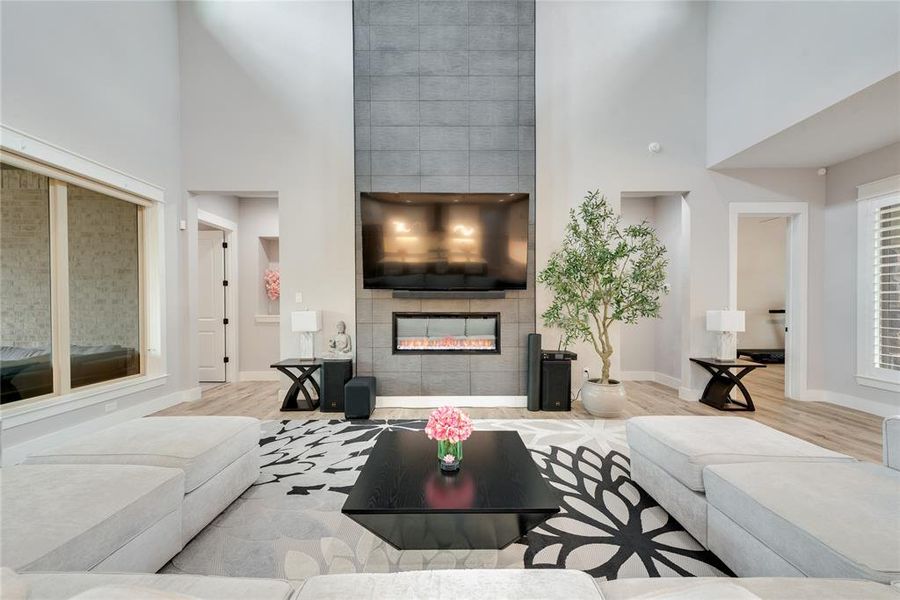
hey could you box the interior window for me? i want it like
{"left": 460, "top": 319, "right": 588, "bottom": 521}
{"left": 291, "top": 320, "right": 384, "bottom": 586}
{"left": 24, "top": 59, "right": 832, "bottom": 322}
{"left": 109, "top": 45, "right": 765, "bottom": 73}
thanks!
{"left": 875, "top": 201, "right": 900, "bottom": 372}
{"left": 67, "top": 185, "right": 142, "bottom": 388}
{"left": 0, "top": 160, "right": 147, "bottom": 406}
{"left": 0, "top": 164, "right": 54, "bottom": 403}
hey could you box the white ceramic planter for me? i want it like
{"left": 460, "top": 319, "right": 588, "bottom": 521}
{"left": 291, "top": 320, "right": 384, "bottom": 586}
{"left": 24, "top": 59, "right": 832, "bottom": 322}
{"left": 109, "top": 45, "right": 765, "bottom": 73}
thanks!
{"left": 581, "top": 379, "right": 627, "bottom": 417}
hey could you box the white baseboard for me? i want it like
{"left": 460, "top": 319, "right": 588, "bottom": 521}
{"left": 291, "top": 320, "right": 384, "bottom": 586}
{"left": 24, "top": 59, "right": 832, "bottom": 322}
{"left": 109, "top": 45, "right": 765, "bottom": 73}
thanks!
{"left": 377, "top": 395, "right": 527, "bottom": 408}
{"left": 800, "top": 388, "right": 827, "bottom": 402}
{"left": 619, "top": 371, "right": 680, "bottom": 390}
{"left": 240, "top": 371, "right": 280, "bottom": 382}
{"left": 817, "top": 390, "right": 899, "bottom": 418}
{"left": 2, "top": 387, "right": 196, "bottom": 466}
{"left": 618, "top": 370, "right": 656, "bottom": 381}
{"left": 678, "top": 386, "right": 701, "bottom": 401}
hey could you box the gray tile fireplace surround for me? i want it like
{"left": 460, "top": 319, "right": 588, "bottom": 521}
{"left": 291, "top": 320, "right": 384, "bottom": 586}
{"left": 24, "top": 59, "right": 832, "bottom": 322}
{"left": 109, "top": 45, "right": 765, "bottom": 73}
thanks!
{"left": 353, "top": 0, "right": 536, "bottom": 396}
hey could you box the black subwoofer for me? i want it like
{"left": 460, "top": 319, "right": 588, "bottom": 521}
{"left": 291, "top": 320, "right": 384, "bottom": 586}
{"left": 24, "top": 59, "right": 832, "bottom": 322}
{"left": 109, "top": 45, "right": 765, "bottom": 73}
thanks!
{"left": 540, "top": 350, "right": 576, "bottom": 411}
{"left": 345, "top": 376, "right": 376, "bottom": 419}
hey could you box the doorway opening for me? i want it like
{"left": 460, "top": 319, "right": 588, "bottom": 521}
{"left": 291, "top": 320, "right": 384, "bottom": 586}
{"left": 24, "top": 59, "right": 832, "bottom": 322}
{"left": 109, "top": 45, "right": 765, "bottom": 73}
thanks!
{"left": 729, "top": 203, "right": 808, "bottom": 401}
{"left": 618, "top": 192, "right": 691, "bottom": 392}
{"left": 735, "top": 216, "right": 787, "bottom": 401}
{"left": 193, "top": 193, "right": 280, "bottom": 386}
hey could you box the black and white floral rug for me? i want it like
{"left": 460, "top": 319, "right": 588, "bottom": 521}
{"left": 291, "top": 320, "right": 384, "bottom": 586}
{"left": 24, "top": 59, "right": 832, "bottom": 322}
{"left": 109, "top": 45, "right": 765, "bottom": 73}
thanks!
{"left": 164, "top": 419, "right": 729, "bottom": 582}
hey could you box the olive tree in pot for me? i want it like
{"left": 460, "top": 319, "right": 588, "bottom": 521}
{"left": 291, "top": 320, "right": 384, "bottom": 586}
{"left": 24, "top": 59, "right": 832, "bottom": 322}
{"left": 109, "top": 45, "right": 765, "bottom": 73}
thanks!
{"left": 538, "top": 191, "right": 669, "bottom": 417}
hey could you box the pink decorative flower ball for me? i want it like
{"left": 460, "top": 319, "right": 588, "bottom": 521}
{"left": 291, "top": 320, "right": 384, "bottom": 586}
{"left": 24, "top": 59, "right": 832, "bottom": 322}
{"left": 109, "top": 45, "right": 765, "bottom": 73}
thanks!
{"left": 425, "top": 406, "right": 474, "bottom": 444}
{"left": 263, "top": 269, "right": 280, "bottom": 301}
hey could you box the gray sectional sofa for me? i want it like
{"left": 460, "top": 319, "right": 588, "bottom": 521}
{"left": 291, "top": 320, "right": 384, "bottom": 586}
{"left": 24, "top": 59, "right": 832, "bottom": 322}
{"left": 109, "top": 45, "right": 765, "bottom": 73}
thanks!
{"left": 1, "top": 416, "right": 260, "bottom": 573}
{"left": 4, "top": 568, "right": 900, "bottom": 600}
{"left": 627, "top": 415, "right": 900, "bottom": 584}
{"left": 2, "top": 414, "right": 900, "bottom": 598}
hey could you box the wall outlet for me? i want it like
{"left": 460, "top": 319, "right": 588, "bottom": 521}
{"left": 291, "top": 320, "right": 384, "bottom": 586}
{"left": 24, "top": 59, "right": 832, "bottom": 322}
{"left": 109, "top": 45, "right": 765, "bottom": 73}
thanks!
{"left": 582, "top": 368, "right": 590, "bottom": 382}
{"left": 295, "top": 292, "right": 303, "bottom": 304}
{"left": 104, "top": 401, "right": 117, "bottom": 413}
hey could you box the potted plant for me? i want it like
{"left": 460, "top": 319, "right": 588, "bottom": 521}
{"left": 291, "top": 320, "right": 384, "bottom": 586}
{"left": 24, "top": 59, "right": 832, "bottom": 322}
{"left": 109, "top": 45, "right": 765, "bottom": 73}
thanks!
{"left": 538, "top": 191, "right": 669, "bottom": 417}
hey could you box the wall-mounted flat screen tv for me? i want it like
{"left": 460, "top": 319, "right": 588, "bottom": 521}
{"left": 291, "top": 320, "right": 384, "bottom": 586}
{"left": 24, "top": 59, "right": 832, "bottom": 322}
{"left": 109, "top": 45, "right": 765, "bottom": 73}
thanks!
{"left": 360, "top": 192, "right": 530, "bottom": 291}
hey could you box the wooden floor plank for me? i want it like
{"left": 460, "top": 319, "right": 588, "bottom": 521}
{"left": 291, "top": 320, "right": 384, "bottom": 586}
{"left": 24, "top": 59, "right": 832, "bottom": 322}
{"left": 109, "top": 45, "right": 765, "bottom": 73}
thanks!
{"left": 155, "top": 364, "right": 885, "bottom": 463}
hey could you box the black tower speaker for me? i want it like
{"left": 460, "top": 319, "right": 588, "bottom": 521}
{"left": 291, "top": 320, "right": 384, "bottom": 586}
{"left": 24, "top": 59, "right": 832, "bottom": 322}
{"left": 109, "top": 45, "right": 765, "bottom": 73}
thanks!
{"left": 319, "top": 359, "right": 353, "bottom": 413}
{"left": 541, "top": 359, "right": 572, "bottom": 411}
{"left": 526, "top": 333, "right": 542, "bottom": 411}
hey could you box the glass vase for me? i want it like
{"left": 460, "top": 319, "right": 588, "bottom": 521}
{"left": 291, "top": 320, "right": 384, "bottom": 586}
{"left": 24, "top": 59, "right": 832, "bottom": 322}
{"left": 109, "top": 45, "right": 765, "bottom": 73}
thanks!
{"left": 437, "top": 440, "right": 463, "bottom": 472}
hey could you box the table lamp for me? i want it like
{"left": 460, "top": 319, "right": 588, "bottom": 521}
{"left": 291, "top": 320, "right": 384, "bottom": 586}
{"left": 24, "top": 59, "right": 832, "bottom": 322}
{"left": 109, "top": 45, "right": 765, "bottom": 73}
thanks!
{"left": 291, "top": 310, "right": 321, "bottom": 359}
{"left": 706, "top": 309, "right": 745, "bottom": 362}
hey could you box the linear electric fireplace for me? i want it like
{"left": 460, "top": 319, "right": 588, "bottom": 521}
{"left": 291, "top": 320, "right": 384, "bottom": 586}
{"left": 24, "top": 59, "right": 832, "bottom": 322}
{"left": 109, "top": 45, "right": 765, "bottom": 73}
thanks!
{"left": 393, "top": 313, "right": 500, "bottom": 354}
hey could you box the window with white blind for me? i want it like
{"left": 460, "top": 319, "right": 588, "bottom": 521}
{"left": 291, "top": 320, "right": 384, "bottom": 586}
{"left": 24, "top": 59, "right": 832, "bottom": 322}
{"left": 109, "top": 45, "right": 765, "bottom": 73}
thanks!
{"left": 857, "top": 176, "right": 900, "bottom": 392}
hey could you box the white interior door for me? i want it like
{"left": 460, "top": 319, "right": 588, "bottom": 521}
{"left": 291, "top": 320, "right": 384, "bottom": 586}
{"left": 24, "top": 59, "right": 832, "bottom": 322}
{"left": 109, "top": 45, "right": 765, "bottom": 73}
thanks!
{"left": 198, "top": 229, "right": 226, "bottom": 382}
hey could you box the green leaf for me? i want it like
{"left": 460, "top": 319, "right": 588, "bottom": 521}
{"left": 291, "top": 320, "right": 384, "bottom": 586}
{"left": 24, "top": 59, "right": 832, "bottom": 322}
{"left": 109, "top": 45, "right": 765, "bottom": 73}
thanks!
{"left": 538, "top": 191, "right": 670, "bottom": 383}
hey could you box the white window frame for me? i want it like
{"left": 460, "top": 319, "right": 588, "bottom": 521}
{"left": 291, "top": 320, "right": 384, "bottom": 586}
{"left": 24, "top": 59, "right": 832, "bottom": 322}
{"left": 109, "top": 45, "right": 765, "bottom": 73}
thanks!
{"left": 0, "top": 125, "right": 168, "bottom": 423}
{"left": 856, "top": 174, "right": 900, "bottom": 393}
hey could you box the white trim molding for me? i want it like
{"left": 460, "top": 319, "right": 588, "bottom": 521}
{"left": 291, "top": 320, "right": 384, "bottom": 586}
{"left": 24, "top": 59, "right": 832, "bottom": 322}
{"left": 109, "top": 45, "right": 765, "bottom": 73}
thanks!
{"left": 1, "top": 386, "right": 198, "bottom": 466}
{"left": 728, "top": 202, "right": 808, "bottom": 401}
{"left": 858, "top": 174, "right": 900, "bottom": 201}
{"left": 196, "top": 210, "right": 240, "bottom": 383}
{"left": 820, "top": 389, "right": 900, "bottom": 419}
{"left": 856, "top": 174, "right": 900, "bottom": 393}
{"left": 619, "top": 371, "right": 681, "bottom": 390}
{"left": 0, "top": 125, "right": 164, "bottom": 203}
{"left": 0, "top": 125, "right": 170, "bottom": 436}
{"left": 377, "top": 396, "right": 527, "bottom": 408}
{"left": 678, "top": 387, "right": 701, "bottom": 401}
{"left": 1, "top": 375, "right": 168, "bottom": 429}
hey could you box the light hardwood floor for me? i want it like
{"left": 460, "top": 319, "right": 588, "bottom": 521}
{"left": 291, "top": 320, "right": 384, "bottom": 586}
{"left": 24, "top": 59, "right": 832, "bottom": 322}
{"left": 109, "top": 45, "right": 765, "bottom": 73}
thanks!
{"left": 156, "top": 364, "right": 886, "bottom": 463}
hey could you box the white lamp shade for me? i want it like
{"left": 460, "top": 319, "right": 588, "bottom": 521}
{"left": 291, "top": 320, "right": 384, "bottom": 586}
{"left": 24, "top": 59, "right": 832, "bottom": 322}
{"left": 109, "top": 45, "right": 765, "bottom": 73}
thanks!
{"left": 291, "top": 310, "right": 321, "bottom": 333}
{"left": 706, "top": 310, "right": 745, "bottom": 332}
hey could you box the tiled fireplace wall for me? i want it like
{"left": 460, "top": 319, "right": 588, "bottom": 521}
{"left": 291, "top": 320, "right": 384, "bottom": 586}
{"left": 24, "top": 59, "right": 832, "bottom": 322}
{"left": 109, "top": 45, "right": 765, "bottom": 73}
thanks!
{"left": 353, "top": 0, "right": 536, "bottom": 396}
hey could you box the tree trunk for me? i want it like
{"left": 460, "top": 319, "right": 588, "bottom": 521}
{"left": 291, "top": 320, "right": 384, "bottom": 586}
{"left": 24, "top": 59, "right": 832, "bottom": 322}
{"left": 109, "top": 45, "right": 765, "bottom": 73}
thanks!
{"left": 600, "top": 317, "right": 613, "bottom": 383}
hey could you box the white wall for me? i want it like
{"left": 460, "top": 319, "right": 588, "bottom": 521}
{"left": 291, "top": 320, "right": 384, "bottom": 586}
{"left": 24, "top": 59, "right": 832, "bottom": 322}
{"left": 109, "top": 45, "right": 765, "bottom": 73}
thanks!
{"left": 654, "top": 195, "right": 687, "bottom": 383}
{"left": 0, "top": 0, "right": 189, "bottom": 462}
{"left": 536, "top": 0, "right": 827, "bottom": 398}
{"left": 196, "top": 194, "right": 239, "bottom": 225}
{"left": 823, "top": 142, "right": 900, "bottom": 416}
{"left": 620, "top": 195, "right": 686, "bottom": 385}
{"left": 178, "top": 1, "right": 355, "bottom": 366}
{"left": 706, "top": 1, "right": 900, "bottom": 167}
{"left": 238, "top": 197, "right": 280, "bottom": 375}
{"left": 620, "top": 197, "right": 659, "bottom": 374}
{"left": 737, "top": 217, "right": 786, "bottom": 349}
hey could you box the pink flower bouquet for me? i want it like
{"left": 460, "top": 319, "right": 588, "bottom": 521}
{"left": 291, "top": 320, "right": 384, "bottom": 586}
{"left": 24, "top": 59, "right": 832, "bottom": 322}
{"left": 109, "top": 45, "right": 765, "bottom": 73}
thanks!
{"left": 263, "top": 268, "right": 280, "bottom": 301}
{"left": 425, "top": 406, "right": 473, "bottom": 472}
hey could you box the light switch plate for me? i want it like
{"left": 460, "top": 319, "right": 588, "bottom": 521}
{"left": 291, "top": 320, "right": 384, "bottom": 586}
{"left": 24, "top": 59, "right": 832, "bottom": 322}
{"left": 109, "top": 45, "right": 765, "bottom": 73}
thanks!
{"left": 295, "top": 292, "right": 303, "bottom": 304}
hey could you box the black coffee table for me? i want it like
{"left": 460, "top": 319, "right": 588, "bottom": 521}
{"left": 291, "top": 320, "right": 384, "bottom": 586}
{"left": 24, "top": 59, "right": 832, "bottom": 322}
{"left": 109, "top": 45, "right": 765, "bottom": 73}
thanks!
{"left": 341, "top": 430, "right": 560, "bottom": 550}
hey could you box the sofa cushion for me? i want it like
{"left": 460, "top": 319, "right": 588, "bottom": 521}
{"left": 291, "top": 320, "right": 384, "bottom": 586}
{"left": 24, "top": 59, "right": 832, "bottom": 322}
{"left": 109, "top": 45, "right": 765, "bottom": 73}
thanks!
{"left": 296, "top": 569, "right": 601, "bottom": 599}
{"left": 0, "top": 464, "right": 183, "bottom": 572}
{"left": 21, "top": 572, "right": 294, "bottom": 600}
{"left": 599, "top": 577, "right": 900, "bottom": 600}
{"left": 704, "top": 461, "right": 900, "bottom": 583}
{"left": 0, "top": 568, "right": 29, "bottom": 600}
{"left": 26, "top": 416, "right": 260, "bottom": 493}
{"left": 70, "top": 585, "right": 201, "bottom": 600}
{"left": 626, "top": 416, "right": 854, "bottom": 492}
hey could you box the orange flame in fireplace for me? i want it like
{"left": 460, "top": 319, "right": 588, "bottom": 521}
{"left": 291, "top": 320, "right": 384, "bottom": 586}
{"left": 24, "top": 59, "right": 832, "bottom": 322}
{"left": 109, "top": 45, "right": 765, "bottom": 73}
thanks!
{"left": 397, "top": 337, "right": 496, "bottom": 351}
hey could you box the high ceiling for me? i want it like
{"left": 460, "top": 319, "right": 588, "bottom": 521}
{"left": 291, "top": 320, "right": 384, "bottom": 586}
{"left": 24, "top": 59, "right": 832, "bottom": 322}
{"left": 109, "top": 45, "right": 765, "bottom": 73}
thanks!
{"left": 711, "top": 73, "right": 900, "bottom": 169}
